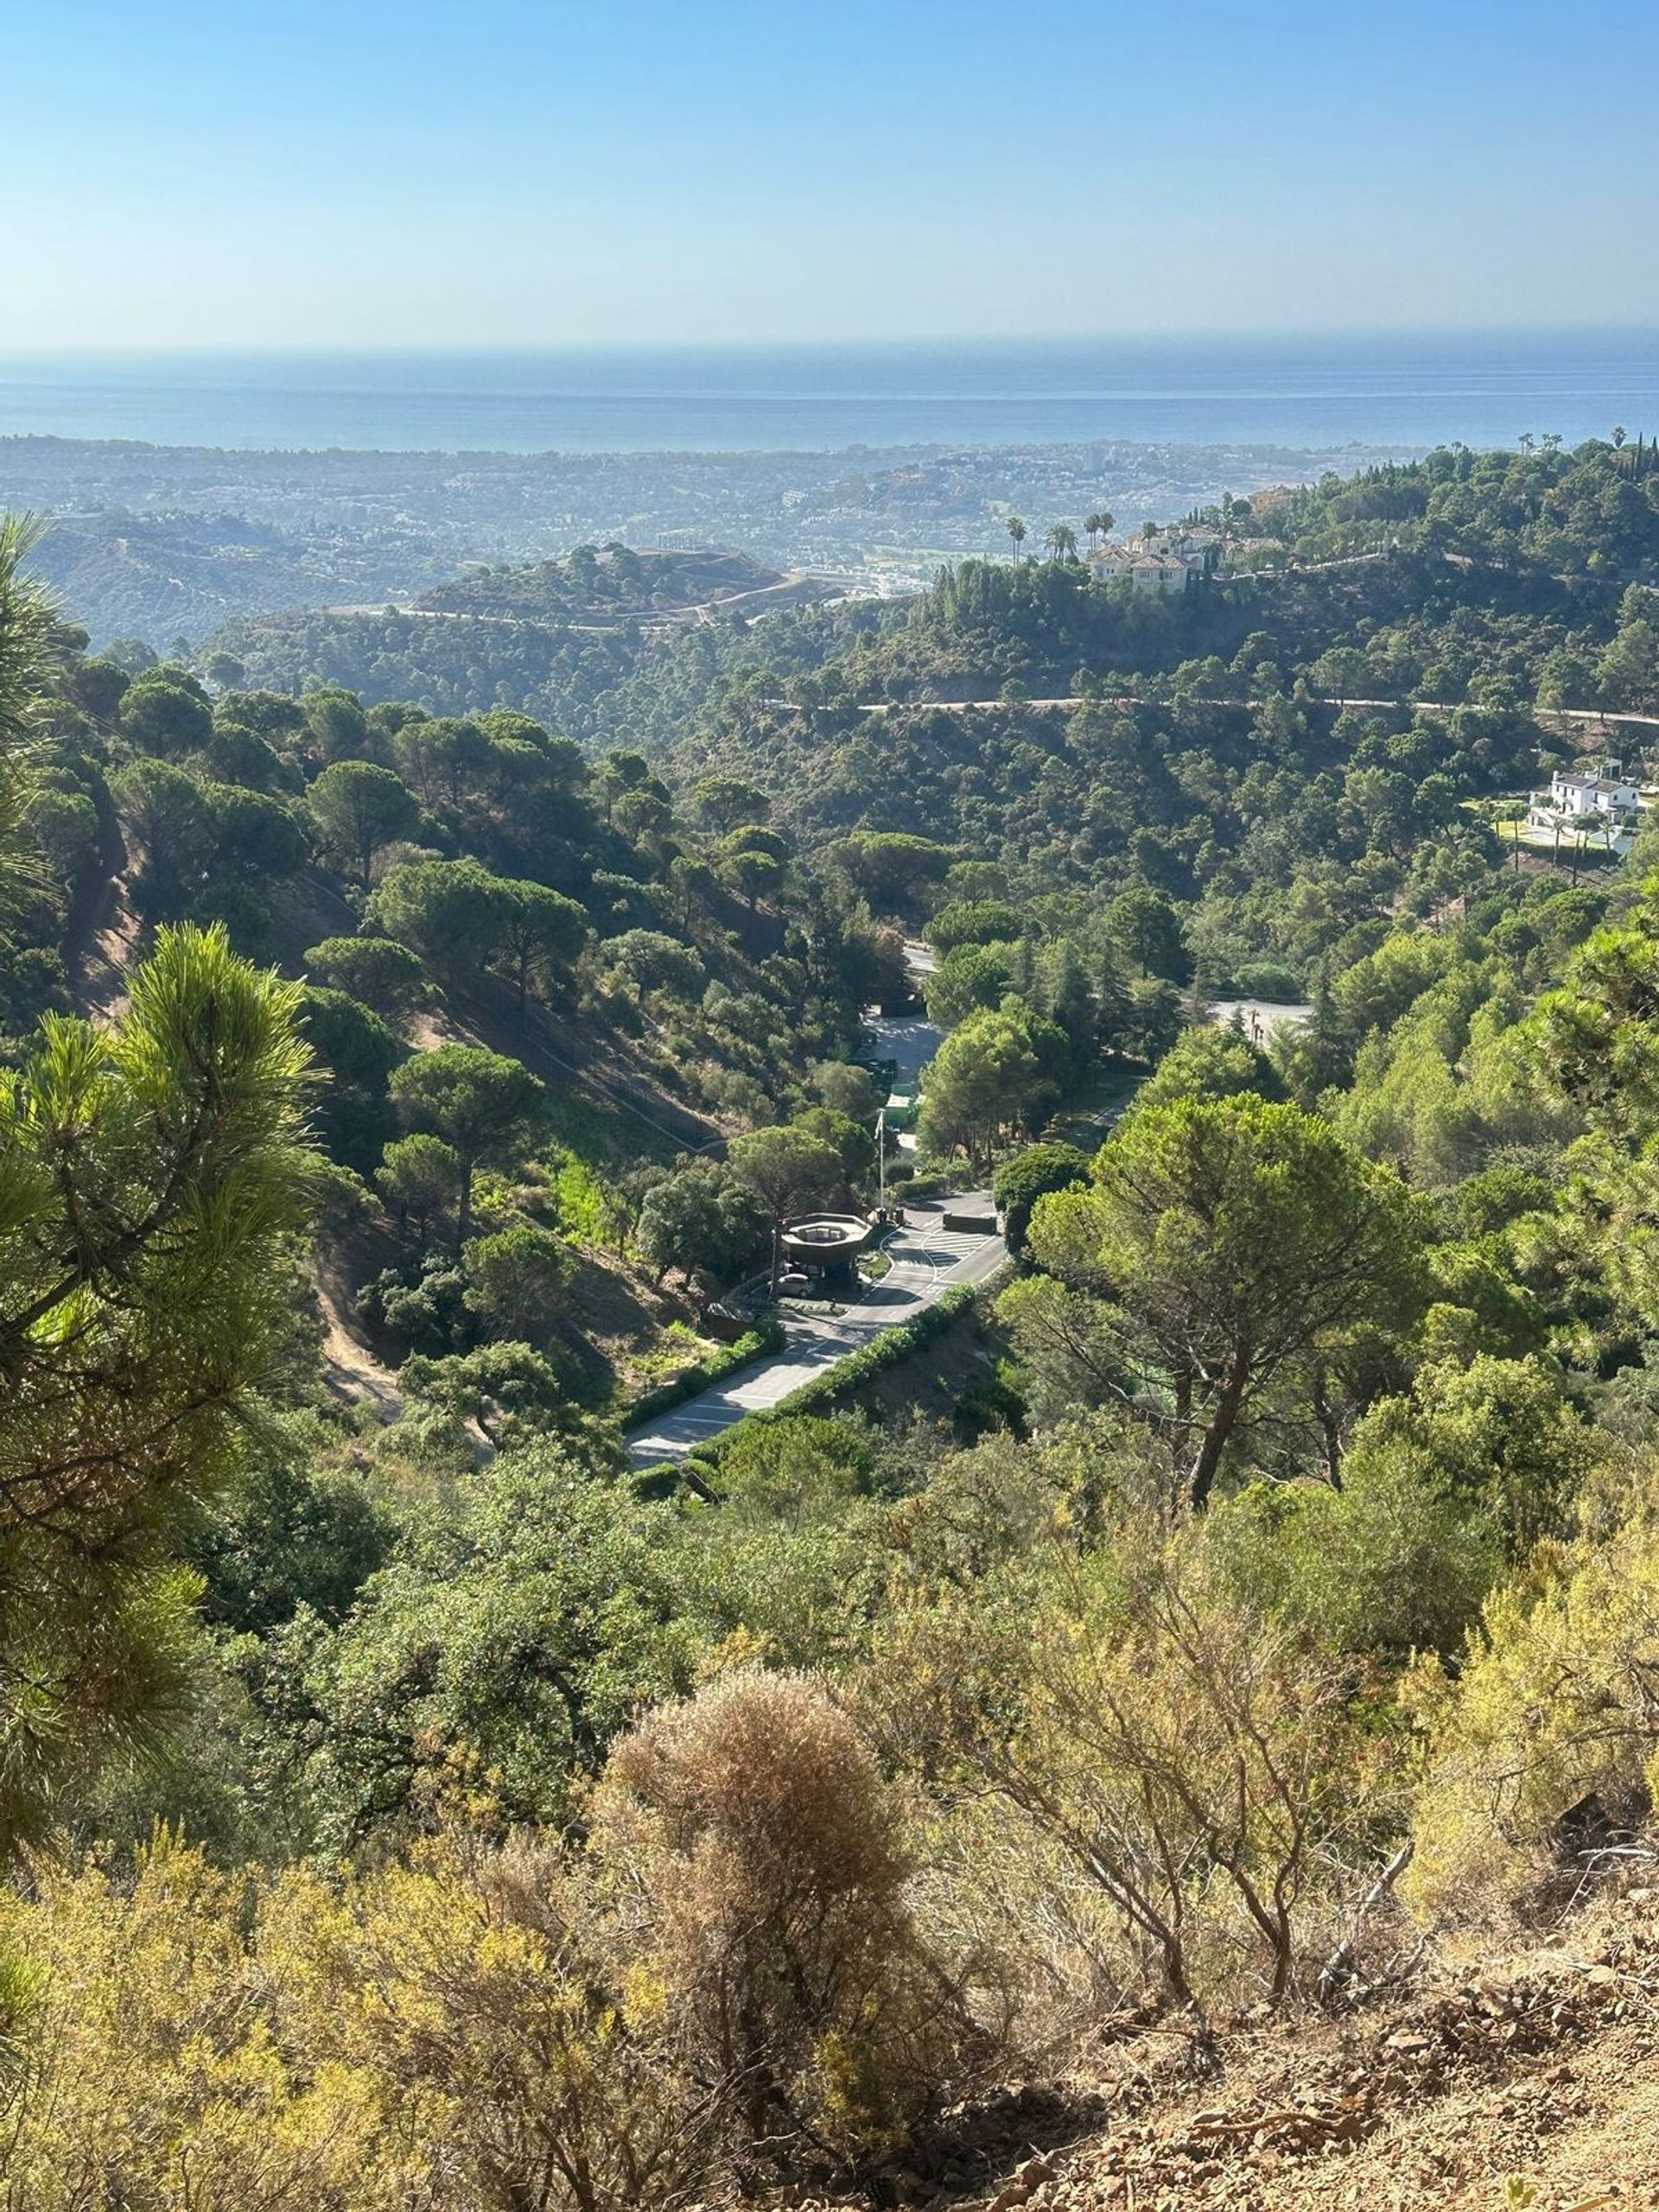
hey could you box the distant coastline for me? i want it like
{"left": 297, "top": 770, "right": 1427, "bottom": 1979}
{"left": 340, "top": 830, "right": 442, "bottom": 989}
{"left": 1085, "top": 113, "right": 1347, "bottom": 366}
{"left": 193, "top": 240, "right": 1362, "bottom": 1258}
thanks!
{"left": 0, "top": 328, "right": 1654, "bottom": 455}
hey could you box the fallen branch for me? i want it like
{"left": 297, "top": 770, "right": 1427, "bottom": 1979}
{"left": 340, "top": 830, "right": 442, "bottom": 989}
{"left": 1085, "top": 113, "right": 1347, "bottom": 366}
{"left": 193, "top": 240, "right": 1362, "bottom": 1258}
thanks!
{"left": 1317, "top": 1840, "right": 1414, "bottom": 2005}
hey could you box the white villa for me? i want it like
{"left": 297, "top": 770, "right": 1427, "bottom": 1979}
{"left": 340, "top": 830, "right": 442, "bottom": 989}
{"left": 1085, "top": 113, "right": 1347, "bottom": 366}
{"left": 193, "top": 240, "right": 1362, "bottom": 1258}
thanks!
{"left": 1524, "top": 757, "right": 1644, "bottom": 855}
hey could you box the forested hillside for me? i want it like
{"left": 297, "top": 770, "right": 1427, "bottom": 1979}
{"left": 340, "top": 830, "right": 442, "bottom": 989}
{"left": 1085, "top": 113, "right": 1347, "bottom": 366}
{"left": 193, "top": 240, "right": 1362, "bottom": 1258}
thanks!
{"left": 5, "top": 438, "right": 1659, "bottom": 2209}
{"left": 203, "top": 547, "right": 866, "bottom": 746}
{"left": 677, "top": 439, "right": 1659, "bottom": 994}
{"left": 416, "top": 542, "right": 807, "bottom": 619}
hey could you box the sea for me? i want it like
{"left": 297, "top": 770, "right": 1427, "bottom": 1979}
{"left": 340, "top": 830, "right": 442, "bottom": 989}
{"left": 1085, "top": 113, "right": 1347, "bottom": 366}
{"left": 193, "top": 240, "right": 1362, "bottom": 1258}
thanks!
{"left": 0, "top": 330, "right": 1655, "bottom": 456}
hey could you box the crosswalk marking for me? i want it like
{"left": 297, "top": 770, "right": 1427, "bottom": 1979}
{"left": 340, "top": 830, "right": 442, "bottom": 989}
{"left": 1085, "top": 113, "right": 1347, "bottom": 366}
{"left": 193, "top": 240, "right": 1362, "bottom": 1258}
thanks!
{"left": 886, "top": 1230, "right": 984, "bottom": 1258}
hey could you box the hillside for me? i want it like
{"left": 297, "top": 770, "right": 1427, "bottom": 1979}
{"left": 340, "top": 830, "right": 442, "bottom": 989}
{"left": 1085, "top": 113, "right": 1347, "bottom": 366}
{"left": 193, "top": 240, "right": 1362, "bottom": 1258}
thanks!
{"left": 205, "top": 601, "right": 661, "bottom": 735}
{"left": 12, "top": 611, "right": 899, "bottom": 1448}
{"left": 23, "top": 508, "right": 447, "bottom": 648}
{"left": 416, "top": 542, "right": 827, "bottom": 620}
{"left": 659, "top": 442, "right": 1659, "bottom": 996}
{"left": 201, "top": 552, "right": 864, "bottom": 739}
{"left": 837, "top": 1888, "right": 1659, "bottom": 2211}
{"left": 12, "top": 442, "right": 1659, "bottom": 2206}
{"left": 2, "top": 429, "right": 1414, "bottom": 646}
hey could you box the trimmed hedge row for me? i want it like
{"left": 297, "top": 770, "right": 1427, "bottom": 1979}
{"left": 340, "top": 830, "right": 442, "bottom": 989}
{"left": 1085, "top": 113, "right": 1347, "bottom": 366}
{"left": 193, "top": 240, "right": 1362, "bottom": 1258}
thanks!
{"left": 621, "top": 1317, "right": 785, "bottom": 1427}
{"left": 685, "top": 1281, "right": 982, "bottom": 1471}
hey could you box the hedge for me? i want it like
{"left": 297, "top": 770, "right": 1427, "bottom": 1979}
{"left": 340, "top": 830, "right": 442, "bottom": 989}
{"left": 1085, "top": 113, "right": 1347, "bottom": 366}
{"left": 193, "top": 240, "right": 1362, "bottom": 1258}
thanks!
{"left": 620, "top": 1317, "right": 785, "bottom": 1428}
{"left": 683, "top": 1281, "right": 982, "bottom": 1472}
{"left": 884, "top": 1164, "right": 954, "bottom": 1201}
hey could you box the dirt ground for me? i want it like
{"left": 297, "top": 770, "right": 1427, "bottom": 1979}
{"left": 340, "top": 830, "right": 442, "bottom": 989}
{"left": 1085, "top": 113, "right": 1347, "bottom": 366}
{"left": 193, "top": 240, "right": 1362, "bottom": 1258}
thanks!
{"left": 315, "top": 1267, "right": 405, "bottom": 1423}
{"left": 796, "top": 1894, "right": 1659, "bottom": 2212}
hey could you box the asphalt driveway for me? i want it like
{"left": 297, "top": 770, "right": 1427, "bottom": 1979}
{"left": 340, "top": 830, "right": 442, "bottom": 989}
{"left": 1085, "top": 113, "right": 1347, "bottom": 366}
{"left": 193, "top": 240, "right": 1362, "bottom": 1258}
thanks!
{"left": 626, "top": 1196, "right": 1003, "bottom": 1467}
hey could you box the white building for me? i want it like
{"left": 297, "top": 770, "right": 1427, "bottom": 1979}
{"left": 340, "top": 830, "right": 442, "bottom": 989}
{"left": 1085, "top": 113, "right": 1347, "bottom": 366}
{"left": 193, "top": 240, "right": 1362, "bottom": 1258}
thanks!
{"left": 1545, "top": 761, "right": 1639, "bottom": 817}
{"left": 1525, "top": 757, "right": 1643, "bottom": 854}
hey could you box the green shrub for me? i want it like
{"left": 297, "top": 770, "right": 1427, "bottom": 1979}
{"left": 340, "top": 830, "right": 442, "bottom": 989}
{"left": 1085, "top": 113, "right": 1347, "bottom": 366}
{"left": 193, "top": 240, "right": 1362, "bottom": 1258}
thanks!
{"left": 684, "top": 1284, "right": 983, "bottom": 1474}
{"left": 1233, "top": 960, "right": 1305, "bottom": 1001}
{"left": 620, "top": 1319, "right": 785, "bottom": 1426}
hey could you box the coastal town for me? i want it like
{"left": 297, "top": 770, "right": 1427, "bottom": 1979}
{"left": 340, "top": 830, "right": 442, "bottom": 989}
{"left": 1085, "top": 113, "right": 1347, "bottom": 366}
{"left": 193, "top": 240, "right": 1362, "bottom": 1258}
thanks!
{"left": 0, "top": 429, "right": 1406, "bottom": 647}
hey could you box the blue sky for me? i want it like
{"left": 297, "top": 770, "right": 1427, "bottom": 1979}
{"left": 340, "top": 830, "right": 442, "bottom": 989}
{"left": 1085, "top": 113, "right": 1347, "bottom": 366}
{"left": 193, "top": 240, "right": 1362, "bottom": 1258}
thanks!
{"left": 5, "top": 0, "right": 1655, "bottom": 349}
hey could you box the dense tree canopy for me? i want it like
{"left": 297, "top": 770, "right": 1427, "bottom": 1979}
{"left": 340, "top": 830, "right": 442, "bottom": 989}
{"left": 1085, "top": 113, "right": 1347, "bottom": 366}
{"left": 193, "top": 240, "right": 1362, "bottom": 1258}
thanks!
{"left": 1030, "top": 1096, "right": 1428, "bottom": 1503}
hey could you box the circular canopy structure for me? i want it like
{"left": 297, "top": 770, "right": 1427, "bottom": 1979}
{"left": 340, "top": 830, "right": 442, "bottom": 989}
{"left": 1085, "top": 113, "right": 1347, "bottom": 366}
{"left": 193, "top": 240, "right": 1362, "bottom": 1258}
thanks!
{"left": 780, "top": 1213, "right": 874, "bottom": 1265}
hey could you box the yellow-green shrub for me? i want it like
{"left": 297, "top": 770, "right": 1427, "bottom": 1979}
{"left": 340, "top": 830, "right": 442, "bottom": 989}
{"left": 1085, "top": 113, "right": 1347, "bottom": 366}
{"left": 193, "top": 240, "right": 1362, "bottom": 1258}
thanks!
{"left": 0, "top": 1830, "right": 696, "bottom": 2212}
{"left": 0, "top": 1677, "right": 969, "bottom": 2207}
{"left": 0, "top": 1834, "right": 379, "bottom": 2212}
{"left": 1407, "top": 1499, "right": 1659, "bottom": 1921}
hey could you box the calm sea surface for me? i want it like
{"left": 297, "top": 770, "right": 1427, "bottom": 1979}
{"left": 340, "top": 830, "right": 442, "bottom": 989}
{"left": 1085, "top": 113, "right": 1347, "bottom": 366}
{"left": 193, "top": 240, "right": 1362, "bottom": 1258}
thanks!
{"left": 0, "top": 332, "right": 1655, "bottom": 454}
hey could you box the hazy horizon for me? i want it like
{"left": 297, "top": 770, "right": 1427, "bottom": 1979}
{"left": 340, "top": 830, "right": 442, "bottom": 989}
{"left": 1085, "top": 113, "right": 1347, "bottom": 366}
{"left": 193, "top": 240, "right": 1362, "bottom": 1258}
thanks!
{"left": 3, "top": 327, "right": 1655, "bottom": 457}
{"left": 3, "top": 321, "right": 1656, "bottom": 362}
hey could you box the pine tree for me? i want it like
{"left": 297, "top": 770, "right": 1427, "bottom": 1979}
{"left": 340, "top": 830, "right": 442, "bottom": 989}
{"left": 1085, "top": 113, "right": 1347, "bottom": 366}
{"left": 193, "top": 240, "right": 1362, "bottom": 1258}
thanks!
{"left": 0, "top": 925, "right": 315, "bottom": 1848}
{"left": 0, "top": 518, "right": 318, "bottom": 1848}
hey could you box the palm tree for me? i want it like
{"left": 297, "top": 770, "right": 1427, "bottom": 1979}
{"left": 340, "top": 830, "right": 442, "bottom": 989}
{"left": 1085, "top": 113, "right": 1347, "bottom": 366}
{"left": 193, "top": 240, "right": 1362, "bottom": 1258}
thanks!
{"left": 1518, "top": 432, "right": 1536, "bottom": 454}
{"left": 1613, "top": 425, "right": 1628, "bottom": 448}
{"left": 1006, "top": 515, "right": 1027, "bottom": 566}
{"left": 1084, "top": 511, "right": 1108, "bottom": 552}
{"left": 1046, "top": 523, "right": 1078, "bottom": 563}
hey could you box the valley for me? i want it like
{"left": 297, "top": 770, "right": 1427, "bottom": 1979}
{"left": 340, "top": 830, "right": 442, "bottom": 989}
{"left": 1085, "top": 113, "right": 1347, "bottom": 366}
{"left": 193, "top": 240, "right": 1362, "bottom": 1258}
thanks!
{"left": 6, "top": 427, "right": 1659, "bottom": 2209}
{"left": 10, "top": 2, "right": 1658, "bottom": 2200}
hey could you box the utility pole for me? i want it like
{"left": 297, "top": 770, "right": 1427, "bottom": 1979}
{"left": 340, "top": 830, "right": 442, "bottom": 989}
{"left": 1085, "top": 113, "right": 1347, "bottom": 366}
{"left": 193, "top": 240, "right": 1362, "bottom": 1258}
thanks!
{"left": 876, "top": 1103, "right": 887, "bottom": 1216}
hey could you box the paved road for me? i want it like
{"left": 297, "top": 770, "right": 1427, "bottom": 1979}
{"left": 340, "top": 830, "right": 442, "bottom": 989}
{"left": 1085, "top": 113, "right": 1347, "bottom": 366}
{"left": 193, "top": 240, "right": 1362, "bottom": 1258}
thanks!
{"left": 827, "top": 696, "right": 1659, "bottom": 735}
{"left": 865, "top": 1011, "right": 941, "bottom": 1089}
{"left": 626, "top": 1196, "right": 1005, "bottom": 1468}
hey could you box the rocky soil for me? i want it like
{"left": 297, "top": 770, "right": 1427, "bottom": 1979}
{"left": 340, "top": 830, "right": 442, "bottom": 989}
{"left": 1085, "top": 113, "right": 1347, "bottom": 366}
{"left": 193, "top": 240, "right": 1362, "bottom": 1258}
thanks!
{"left": 798, "top": 1895, "right": 1659, "bottom": 2212}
